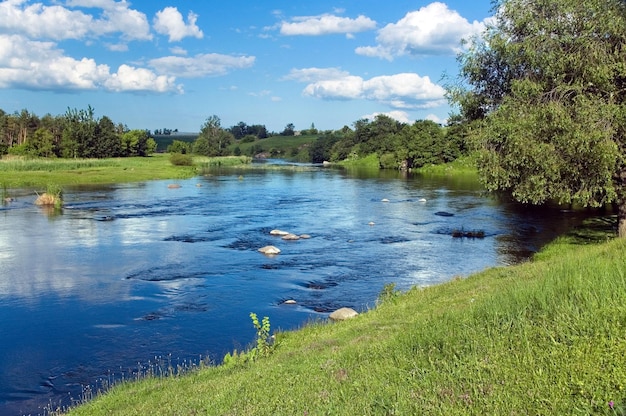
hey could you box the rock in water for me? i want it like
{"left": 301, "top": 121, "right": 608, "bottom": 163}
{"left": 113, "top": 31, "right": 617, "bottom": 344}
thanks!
{"left": 270, "top": 229, "right": 290, "bottom": 236}
{"left": 258, "top": 245, "right": 281, "bottom": 255}
{"left": 329, "top": 307, "right": 359, "bottom": 321}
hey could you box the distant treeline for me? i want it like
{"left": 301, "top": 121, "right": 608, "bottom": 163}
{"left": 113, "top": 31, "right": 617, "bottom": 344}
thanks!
{"left": 0, "top": 106, "right": 155, "bottom": 158}
{"left": 167, "top": 114, "right": 471, "bottom": 170}
{"left": 0, "top": 107, "right": 470, "bottom": 169}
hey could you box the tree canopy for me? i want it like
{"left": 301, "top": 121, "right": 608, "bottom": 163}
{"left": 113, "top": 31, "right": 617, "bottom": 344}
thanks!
{"left": 452, "top": 0, "right": 626, "bottom": 236}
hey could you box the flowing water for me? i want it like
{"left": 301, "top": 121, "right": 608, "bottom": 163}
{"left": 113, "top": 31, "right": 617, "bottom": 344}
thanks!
{"left": 0, "top": 164, "right": 593, "bottom": 415}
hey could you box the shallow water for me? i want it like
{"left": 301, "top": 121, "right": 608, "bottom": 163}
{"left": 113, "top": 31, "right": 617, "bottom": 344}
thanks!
{"left": 0, "top": 165, "right": 590, "bottom": 415}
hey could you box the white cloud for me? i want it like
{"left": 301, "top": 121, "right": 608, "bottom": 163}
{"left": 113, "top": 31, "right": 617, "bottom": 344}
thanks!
{"left": 0, "top": 34, "right": 179, "bottom": 93}
{"left": 169, "top": 46, "right": 188, "bottom": 56}
{"left": 280, "top": 14, "right": 376, "bottom": 36}
{"left": 106, "top": 42, "right": 129, "bottom": 52}
{"left": 0, "top": 0, "right": 152, "bottom": 41}
{"left": 291, "top": 68, "right": 446, "bottom": 109}
{"left": 0, "top": 0, "right": 93, "bottom": 40}
{"left": 149, "top": 53, "right": 255, "bottom": 78}
{"left": 283, "top": 67, "right": 350, "bottom": 83}
{"left": 104, "top": 64, "right": 181, "bottom": 93}
{"left": 361, "top": 111, "right": 413, "bottom": 124}
{"left": 154, "top": 6, "right": 203, "bottom": 42}
{"left": 356, "top": 2, "right": 486, "bottom": 59}
{"left": 425, "top": 113, "right": 444, "bottom": 124}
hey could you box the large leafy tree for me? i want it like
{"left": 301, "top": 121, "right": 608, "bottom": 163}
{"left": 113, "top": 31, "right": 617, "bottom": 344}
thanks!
{"left": 194, "top": 115, "right": 233, "bottom": 156}
{"left": 453, "top": 0, "right": 626, "bottom": 236}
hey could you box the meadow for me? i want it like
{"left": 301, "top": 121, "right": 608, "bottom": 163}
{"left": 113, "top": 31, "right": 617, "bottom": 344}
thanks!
{"left": 0, "top": 154, "right": 251, "bottom": 189}
{"left": 61, "top": 223, "right": 626, "bottom": 415}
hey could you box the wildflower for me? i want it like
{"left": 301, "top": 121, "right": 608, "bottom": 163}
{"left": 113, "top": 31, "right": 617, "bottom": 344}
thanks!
{"left": 609, "top": 401, "right": 615, "bottom": 410}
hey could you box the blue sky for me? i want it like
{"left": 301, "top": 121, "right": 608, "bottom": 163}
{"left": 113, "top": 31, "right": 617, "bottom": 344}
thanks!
{"left": 0, "top": 0, "right": 493, "bottom": 133}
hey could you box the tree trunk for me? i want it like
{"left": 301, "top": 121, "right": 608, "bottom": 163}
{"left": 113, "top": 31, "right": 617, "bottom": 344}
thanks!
{"left": 619, "top": 199, "right": 626, "bottom": 238}
{"left": 618, "top": 166, "right": 626, "bottom": 238}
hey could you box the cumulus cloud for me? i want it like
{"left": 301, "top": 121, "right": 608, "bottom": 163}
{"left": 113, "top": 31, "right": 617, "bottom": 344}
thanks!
{"left": 154, "top": 7, "right": 203, "bottom": 42}
{"left": 0, "top": 34, "right": 179, "bottom": 93}
{"left": 280, "top": 13, "right": 376, "bottom": 36}
{"left": 149, "top": 54, "right": 255, "bottom": 78}
{"left": 0, "top": 0, "right": 152, "bottom": 41}
{"left": 356, "top": 2, "right": 486, "bottom": 59}
{"left": 361, "top": 111, "right": 413, "bottom": 124}
{"left": 283, "top": 67, "right": 350, "bottom": 83}
{"left": 104, "top": 64, "right": 180, "bottom": 93}
{"left": 289, "top": 68, "right": 446, "bottom": 109}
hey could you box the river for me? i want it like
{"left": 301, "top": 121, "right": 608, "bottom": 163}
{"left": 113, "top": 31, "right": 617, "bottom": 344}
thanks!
{"left": 0, "top": 163, "right": 590, "bottom": 415}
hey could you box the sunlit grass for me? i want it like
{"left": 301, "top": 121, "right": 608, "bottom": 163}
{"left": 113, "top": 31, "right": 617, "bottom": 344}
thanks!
{"left": 63, "top": 234, "right": 626, "bottom": 415}
{"left": 0, "top": 154, "right": 252, "bottom": 188}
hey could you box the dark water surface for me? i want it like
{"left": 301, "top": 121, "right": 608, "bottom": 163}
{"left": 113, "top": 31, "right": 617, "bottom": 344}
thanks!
{"left": 0, "top": 165, "right": 591, "bottom": 415}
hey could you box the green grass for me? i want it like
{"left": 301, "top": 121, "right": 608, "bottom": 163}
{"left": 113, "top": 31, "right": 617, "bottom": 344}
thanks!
{"left": 0, "top": 154, "right": 251, "bottom": 188}
{"left": 63, "top": 232, "right": 626, "bottom": 415}
{"left": 337, "top": 153, "right": 381, "bottom": 169}
{"left": 415, "top": 155, "right": 480, "bottom": 177}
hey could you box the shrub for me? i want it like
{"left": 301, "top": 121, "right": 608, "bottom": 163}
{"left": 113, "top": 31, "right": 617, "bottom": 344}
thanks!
{"left": 379, "top": 152, "right": 398, "bottom": 169}
{"left": 169, "top": 153, "right": 193, "bottom": 166}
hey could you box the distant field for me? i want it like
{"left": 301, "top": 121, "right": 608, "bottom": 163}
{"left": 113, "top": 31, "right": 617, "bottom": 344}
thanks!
{"left": 230, "top": 134, "right": 319, "bottom": 159}
{"left": 152, "top": 133, "right": 198, "bottom": 152}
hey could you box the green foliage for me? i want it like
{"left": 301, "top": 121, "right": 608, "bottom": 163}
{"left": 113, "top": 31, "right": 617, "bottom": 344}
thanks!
{"left": 453, "top": 0, "right": 626, "bottom": 234}
{"left": 46, "top": 183, "right": 63, "bottom": 209}
{"left": 194, "top": 115, "right": 233, "bottom": 157}
{"left": 169, "top": 153, "right": 193, "bottom": 166}
{"left": 166, "top": 139, "right": 192, "bottom": 154}
{"left": 377, "top": 282, "right": 401, "bottom": 305}
{"left": 249, "top": 312, "right": 273, "bottom": 360}
{"left": 378, "top": 152, "right": 397, "bottom": 169}
{"left": 121, "top": 130, "right": 155, "bottom": 157}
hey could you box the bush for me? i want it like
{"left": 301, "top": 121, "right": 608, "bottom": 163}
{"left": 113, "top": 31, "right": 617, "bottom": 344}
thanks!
{"left": 169, "top": 153, "right": 193, "bottom": 166}
{"left": 379, "top": 153, "right": 398, "bottom": 169}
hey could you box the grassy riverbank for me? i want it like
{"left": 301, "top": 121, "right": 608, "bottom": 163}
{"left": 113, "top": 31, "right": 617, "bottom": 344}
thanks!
{"left": 64, "top": 228, "right": 626, "bottom": 415}
{"left": 0, "top": 154, "right": 251, "bottom": 188}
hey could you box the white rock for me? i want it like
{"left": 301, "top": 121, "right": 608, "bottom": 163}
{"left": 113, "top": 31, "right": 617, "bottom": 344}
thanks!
{"left": 282, "top": 233, "right": 300, "bottom": 240}
{"left": 258, "top": 245, "right": 281, "bottom": 255}
{"left": 270, "top": 229, "right": 290, "bottom": 236}
{"left": 329, "top": 307, "right": 359, "bottom": 321}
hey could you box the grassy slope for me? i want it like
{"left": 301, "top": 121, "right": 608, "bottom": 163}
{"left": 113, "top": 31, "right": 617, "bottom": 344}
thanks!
{"left": 66, "top": 233, "right": 626, "bottom": 415}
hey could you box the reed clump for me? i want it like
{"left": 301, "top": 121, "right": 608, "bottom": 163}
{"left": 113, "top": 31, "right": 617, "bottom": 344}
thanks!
{"left": 35, "top": 184, "right": 63, "bottom": 209}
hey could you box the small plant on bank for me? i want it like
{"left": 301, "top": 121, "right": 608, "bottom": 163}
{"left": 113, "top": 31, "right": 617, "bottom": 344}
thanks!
{"left": 250, "top": 312, "right": 273, "bottom": 360}
{"left": 377, "top": 282, "right": 401, "bottom": 305}
{"left": 222, "top": 313, "right": 274, "bottom": 367}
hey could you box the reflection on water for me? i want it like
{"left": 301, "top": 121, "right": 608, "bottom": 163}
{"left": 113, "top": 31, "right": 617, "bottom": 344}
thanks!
{"left": 0, "top": 166, "right": 596, "bottom": 415}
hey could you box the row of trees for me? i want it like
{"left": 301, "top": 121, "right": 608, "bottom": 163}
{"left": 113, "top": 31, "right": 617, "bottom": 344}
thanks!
{"left": 0, "top": 106, "right": 156, "bottom": 158}
{"left": 166, "top": 113, "right": 468, "bottom": 170}
{"left": 307, "top": 115, "right": 467, "bottom": 169}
